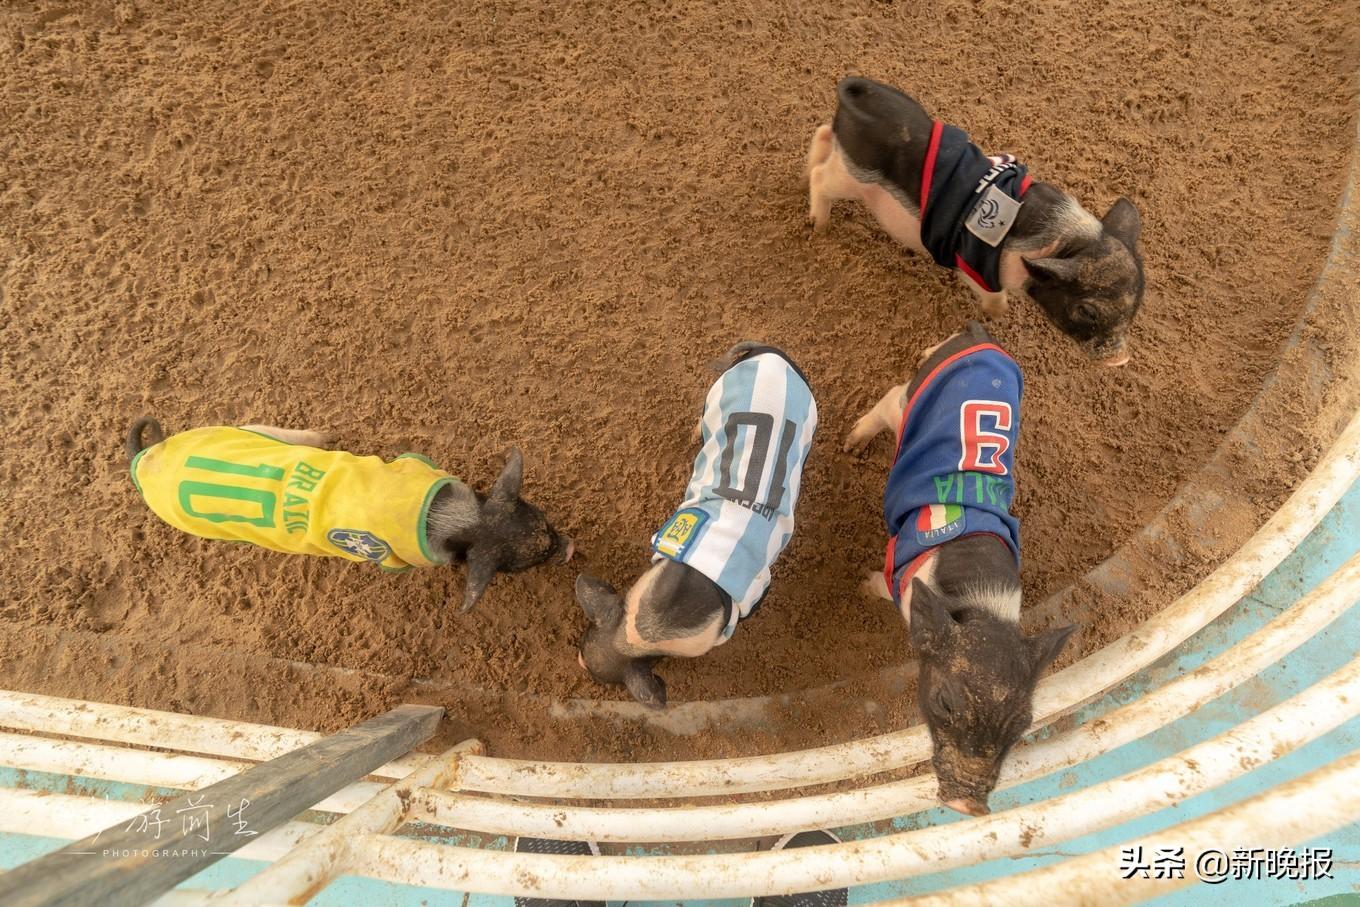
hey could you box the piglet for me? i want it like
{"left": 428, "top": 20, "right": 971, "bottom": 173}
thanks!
{"left": 126, "top": 418, "right": 571, "bottom": 612}
{"left": 846, "top": 321, "right": 1076, "bottom": 815}
{"left": 576, "top": 342, "right": 817, "bottom": 707}
{"left": 808, "top": 77, "right": 1144, "bottom": 366}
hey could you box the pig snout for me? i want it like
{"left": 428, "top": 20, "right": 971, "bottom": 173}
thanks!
{"left": 1084, "top": 334, "right": 1130, "bottom": 367}
{"left": 1097, "top": 345, "right": 1130, "bottom": 367}
{"left": 935, "top": 752, "right": 1002, "bottom": 817}
{"left": 937, "top": 776, "right": 998, "bottom": 815}
{"left": 944, "top": 798, "right": 991, "bottom": 817}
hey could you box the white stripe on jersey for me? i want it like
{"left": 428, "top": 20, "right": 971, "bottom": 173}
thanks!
{"left": 652, "top": 351, "right": 817, "bottom": 642}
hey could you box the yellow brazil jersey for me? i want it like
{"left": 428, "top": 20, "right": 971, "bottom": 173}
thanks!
{"left": 131, "top": 427, "right": 457, "bottom": 571}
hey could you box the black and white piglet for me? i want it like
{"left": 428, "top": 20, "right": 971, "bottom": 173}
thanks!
{"left": 576, "top": 342, "right": 817, "bottom": 707}
{"left": 809, "top": 77, "right": 1145, "bottom": 366}
{"left": 126, "top": 418, "right": 571, "bottom": 612}
{"left": 845, "top": 322, "right": 1075, "bottom": 816}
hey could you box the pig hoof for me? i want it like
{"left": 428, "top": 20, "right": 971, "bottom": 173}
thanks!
{"left": 843, "top": 431, "right": 872, "bottom": 456}
{"left": 860, "top": 572, "right": 892, "bottom": 601}
{"left": 980, "top": 294, "right": 1009, "bottom": 317}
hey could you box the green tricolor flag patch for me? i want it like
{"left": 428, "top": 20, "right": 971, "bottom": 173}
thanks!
{"left": 915, "top": 503, "right": 966, "bottom": 547}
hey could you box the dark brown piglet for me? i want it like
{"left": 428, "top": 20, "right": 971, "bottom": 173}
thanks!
{"left": 848, "top": 322, "right": 1076, "bottom": 814}
{"left": 576, "top": 342, "right": 818, "bottom": 707}
{"left": 125, "top": 419, "right": 571, "bottom": 614}
{"left": 809, "top": 77, "right": 1145, "bottom": 366}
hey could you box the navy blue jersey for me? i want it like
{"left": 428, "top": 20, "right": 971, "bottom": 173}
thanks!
{"left": 884, "top": 343, "right": 1022, "bottom": 603}
{"left": 918, "top": 121, "right": 1031, "bottom": 294}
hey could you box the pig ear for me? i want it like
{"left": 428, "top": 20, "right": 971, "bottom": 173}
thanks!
{"left": 1101, "top": 197, "right": 1142, "bottom": 249}
{"left": 489, "top": 448, "right": 524, "bottom": 505}
{"left": 1028, "top": 624, "right": 1078, "bottom": 677}
{"left": 624, "top": 661, "right": 667, "bottom": 710}
{"left": 908, "top": 579, "right": 957, "bottom": 657}
{"left": 1022, "top": 255, "right": 1081, "bottom": 285}
{"left": 461, "top": 545, "right": 500, "bottom": 613}
{"left": 575, "top": 574, "right": 623, "bottom": 629}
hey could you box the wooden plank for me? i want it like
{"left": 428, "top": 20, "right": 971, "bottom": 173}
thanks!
{"left": 0, "top": 704, "right": 443, "bottom": 907}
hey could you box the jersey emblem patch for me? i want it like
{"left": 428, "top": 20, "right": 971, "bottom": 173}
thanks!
{"left": 653, "top": 508, "right": 709, "bottom": 559}
{"left": 965, "top": 183, "right": 1022, "bottom": 247}
{"left": 915, "top": 503, "right": 966, "bottom": 547}
{"left": 327, "top": 528, "right": 392, "bottom": 563}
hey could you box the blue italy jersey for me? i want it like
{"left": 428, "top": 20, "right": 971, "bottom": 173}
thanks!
{"left": 652, "top": 348, "right": 817, "bottom": 642}
{"left": 884, "top": 343, "right": 1022, "bottom": 603}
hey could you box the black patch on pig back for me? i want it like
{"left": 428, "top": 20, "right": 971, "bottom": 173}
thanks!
{"left": 634, "top": 559, "right": 731, "bottom": 642}
{"left": 831, "top": 76, "right": 934, "bottom": 203}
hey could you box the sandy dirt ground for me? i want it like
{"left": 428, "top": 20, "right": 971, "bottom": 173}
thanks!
{"left": 0, "top": 0, "right": 1355, "bottom": 760}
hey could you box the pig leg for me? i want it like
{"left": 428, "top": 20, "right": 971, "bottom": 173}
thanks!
{"left": 806, "top": 125, "right": 835, "bottom": 231}
{"left": 844, "top": 383, "right": 907, "bottom": 454}
{"left": 961, "top": 273, "right": 1009, "bottom": 317}
{"left": 807, "top": 124, "right": 868, "bottom": 233}
{"left": 241, "top": 425, "right": 334, "bottom": 448}
{"left": 979, "top": 291, "right": 1010, "bottom": 317}
{"left": 863, "top": 552, "right": 940, "bottom": 618}
{"left": 806, "top": 123, "right": 835, "bottom": 173}
{"left": 861, "top": 571, "right": 892, "bottom": 601}
{"left": 845, "top": 329, "right": 986, "bottom": 453}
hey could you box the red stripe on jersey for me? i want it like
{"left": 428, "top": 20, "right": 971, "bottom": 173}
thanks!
{"left": 893, "top": 343, "right": 1016, "bottom": 458}
{"left": 883, "top": 534, "right": 898, "bottom": 590}
{"left": 919, "top": 120, "right": 945, "bottom": 221}
{"left": 895, "top": 548, "right": 939, "bottom": 602}
{"left": 954, "top": 254, "right": 995, "bottom": 292}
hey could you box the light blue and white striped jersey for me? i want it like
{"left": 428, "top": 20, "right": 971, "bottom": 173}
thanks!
{"left": 651, "top": 348, "right": 818, "bottom": 643}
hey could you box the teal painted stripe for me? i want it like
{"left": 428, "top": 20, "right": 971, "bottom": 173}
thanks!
{"left": 0, "top": 833, "right": 466, "bottom": 907}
